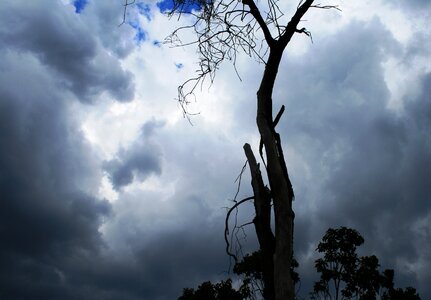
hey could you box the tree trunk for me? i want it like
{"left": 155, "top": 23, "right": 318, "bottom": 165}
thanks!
{"left": 256, "top": 47, "right": 296, "bottom": 300}
{"left": 248, "top": 3, "right": 315, "bottom": 297}
{"left": 244, "top": 143, "right": 275, "bottom": 300}
{"left": 256, "top": 52, "right": 295, "bottom": 300}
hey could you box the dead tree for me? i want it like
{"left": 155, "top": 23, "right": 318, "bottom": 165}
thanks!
{"left": 125, "top": 0, "right": 338, "bottom": 299}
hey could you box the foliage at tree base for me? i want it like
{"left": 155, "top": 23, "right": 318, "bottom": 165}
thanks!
{"left": 178, "top": 279, "right": 249, "bottom": 300}
{"left": 179, "top": 227, "right": 421, "bottom": 300}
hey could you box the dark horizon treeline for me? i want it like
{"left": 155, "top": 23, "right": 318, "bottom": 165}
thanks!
{"left": 179, "top": 227, "right": 421, "bottom": 300}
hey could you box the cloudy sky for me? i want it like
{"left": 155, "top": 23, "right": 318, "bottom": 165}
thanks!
{"left": 0, "top": 0, "right": 430, "bottom": 299}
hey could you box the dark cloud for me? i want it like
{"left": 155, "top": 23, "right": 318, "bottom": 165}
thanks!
{"left": 97, "top": 121, "right": 251, "bottom": 298}
{"left": 104, "top": 120, "right": 164, "bottom": 190}
{"left": 271, "top": 19, "right": 431, "bottom": 298}
{"left": 317, "top": 71, "right": 431, "bottom": 298}
{"left": 0, "top": 51, "right": 112, "bottom": 298}
{"left": 0, "top": 2, "right": 142, "bottom": 298}
{"left": 100, "top": 187, "right": 236, "bottom": 300}
{"left": 1, "top": 1, "right": 429, "bottom": 299}
{"left": 387, "top": 0, "right": 431, "bottom": 10}
{"left": 83, "top": 0, "right": 139, "bottom": 58}
{"left": 0, "top": 42, "right": 237, "bottom": 298}
{"left": 71, "top": 223, "right": 229, "bottom": 300}
{"left": 0, "top": 1, "right": 134, "bottom": 103}
{"left": 133, "top": 224, "right": 230, "bottom": 299}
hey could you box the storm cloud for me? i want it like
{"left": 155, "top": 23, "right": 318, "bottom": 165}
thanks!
{"left": 0, "top": 1, "right": 430, "bottom": 299}
{"left": 0, "top": 43, "right": 111, "bottom": 299}
{"left": 104, "top": 120, "right": 163, "bottom": 190}
{"left": 274, "top": 19, "right": 431, "bottom": 298}
{"left": 0, "top": 1, "right": 135, "bottom": 103}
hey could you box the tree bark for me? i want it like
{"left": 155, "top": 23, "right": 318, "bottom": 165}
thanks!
{"left": 256, "top": 46, "right": 296, "bottom": 300}
{"left": 244, "top": 143, "right": 275, "bottom": 300}
{"left": 250, "top": 3, "right": 315, "bottom": 298}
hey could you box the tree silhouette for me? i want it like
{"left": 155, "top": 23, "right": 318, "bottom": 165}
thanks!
{"left": 117, "top": 2, "right": 425, "bottom": 300}
{"left": 178, "top": 250, "right": 298, "bottom": 299}
{"left": 312, "top": 227, "right": 364, "bottom": 300}
{"left": 311, "top": 227, "right": 421, "bottom": 300}
{"left": 178, "top": 279, "right": 249, "bottom": 300}
{"left": 232, "top": 250, "right": 300, "bottom": 298}
{"left": 178, "top": 227, "right": 421, "bottom": 299}
{"left": 147, "top": 1, "right": 339, "bottom": 299}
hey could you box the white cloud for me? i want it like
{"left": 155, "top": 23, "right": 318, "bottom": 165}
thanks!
{"left": 1, "top": 0, "right": 430, "bottom": 299}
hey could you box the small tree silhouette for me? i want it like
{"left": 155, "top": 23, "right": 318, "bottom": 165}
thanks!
{"left": 311, "top": 227, "right": 421, "bottom": 300}
{"left": 151, "top": 1, "right": 339, "bottom": 298}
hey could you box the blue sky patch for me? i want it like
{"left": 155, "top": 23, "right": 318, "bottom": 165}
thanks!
{"left": 157, "top": 0, "right": 174, "bottom": 12}
{"left": 73, "top": 0, "right": 88, "bottom": 14}
{"left": 135, "top": 27, "right": 146, "bottom": 43}
{"left": 136, "top": 2, "right": 152, "bottom": 20}
{"left": 128, "top": 19, "right": 147, "bottom": 44}
{"left": 157, "top": 0, "right": 202, "bottom": 13}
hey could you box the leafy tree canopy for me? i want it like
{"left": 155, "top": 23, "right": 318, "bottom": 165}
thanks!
{"left": 179, "top": 227, "right": 421, "bottom": 300}
{"left": 178, "top": 279, "right": 249, "bottom": 300}
{"left": 311, "top": 227, "right": 421, "bottom": 300}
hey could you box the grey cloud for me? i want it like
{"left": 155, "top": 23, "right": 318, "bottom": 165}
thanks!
{"left": 64, "top": 223, "right": 229, "bottom": 300}
{"left": 0, "top": 0, "right": 134, "bottom": 103}
{"left": 83, "top": 0, "right": 138, "bottom": 58}
{"left": 97, "top": 121, "right": 253, "bottom": 299}
{"left": 387, "top": 0, "right": 431, "bottom": 10}
{"left": 0, "top": 49, "right": 112, "bottom": 298}
{"left": 133, "top": 228, "right": 230, "bottom": 299}
{"left": 101, "top": 188, "right": 235, "bottom": 300}
{"left": 1, "top": 1, "right": 429, "bottom": 299}
{"left": 104, "top": 120, "right": 164, "bottom": 190}
{"left": 269, "top": 18, "right": 431, "bottom": 298}
{"left": 0, "top": 1, "right": 238, "bottom": 299}
{"left": 319, "top": 72, "right": 431, "bottom": 298}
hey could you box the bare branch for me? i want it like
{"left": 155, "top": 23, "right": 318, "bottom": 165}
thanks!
{"left": 311, "top": 4, "right": 341, "bottom": 11}
{"left": 242, "top": 0, "right": 275, "bottom": 47}
{"left": 119, "top": 0, "right": 135, "bottom": 27}
{"left": 238, "top": 220, "right": 255, "bottom": 228}
{"left": 296, "top": 27, "right": 313, "bottom": 42}
{"left": 273, "top": 104, "right": 285, "bottom": 128}
{"left": 224, "top": 196, "right": 254, "bottom": 262}
{"left": 233, "top": 160, "right": 249, "bottom": 201}
{"left": 279, "top": 0, "right": 314, "bottom": 47}
{"left": 164, "top": 0, "right": 286, "bottom": 120}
